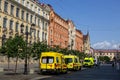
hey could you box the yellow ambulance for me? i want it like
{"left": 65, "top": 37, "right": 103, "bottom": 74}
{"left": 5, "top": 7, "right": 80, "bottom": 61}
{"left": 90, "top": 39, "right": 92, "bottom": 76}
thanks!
{"left": 40, "top": 52, "right": 67, "bottom": 74}
{"left": 83, "top": 57, "right": 94, "bottom": 67}
{"left": 64, "top": 54, "right": 82, "bottom": 71}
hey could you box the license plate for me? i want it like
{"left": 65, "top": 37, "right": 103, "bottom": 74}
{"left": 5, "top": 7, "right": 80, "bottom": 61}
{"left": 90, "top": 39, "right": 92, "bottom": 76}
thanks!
{"left": 42, "top": 69, "right": 46, "bottom": 71}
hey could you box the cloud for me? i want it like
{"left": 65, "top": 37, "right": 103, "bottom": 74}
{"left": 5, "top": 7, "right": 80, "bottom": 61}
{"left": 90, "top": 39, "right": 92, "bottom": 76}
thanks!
{"left": 92, "top": 41, "right": 120, "bottom": 49}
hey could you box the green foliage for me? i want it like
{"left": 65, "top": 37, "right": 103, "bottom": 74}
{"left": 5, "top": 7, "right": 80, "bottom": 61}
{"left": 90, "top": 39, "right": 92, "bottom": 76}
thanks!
{"left": 0, "top": 36, "right": 26, "bottom": 59}
{"left": 0, "top": 35, "right": 86, "bottom": 61}
{"left": 98, "top": 56, "right": 110, "bottom": 62}
{"left": 104, "top": 56, "right": 110, "bottom": 62}
{"left": 31, "top": 41, "right": 48, "bottom": 60}
{"left": 99, "top": 56, "right": 104, "bottom": 61}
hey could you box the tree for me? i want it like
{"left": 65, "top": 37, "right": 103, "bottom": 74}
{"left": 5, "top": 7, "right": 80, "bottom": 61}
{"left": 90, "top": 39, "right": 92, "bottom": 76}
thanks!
{"left": 0, "top": 36, "right": 26, "bottom": 73}
{"left": 104, "top": 56, "right": 110, "bottom": 62}
{"left": 98, "top": 56, "right": 104, "bottom": 62}
{"left": 32, "top": 42, "right": 47, "bottom": 57}
{"left": 31, "top": 41, "right": 49, "bottom": 69}
{"left": 1, "top": 38, "right": 14, "bottom": 69}
{"left": 11, "top": 36, "right": 26, "bottom": 73}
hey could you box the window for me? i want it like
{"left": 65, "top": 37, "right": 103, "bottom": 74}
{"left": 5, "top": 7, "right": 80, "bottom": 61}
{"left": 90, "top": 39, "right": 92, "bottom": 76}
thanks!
{"left": 56, "top": 57, "right": 59, "bottom": 63}
{"left": 42, "top": 57, "right": 54, "bottom": 64}
{"left": 45, "top": 23, "right": 47, "bottom": 30}
{"left": 10, "top": 5, "right": 14, "bottom": 15}
{"left": 0, "top": 0, "right": 2, "bottom": 9}
{"left": 31, "top": 4, "right": 33, "bottom": 11}
{"left": 42, "top": 21, "right": 44, "bottom": 30}
{"left": 21, "top": 10, "right": 24, "bottom": 20}
{"left": 21, "top": 25, "right": 24, "bottom": 33}
{"left": 42, "top": 32, "right": 44, "bottom": 41}
{"left": 35, "top": 16, "right": 36, "bottom": 25}
{"left": 34, "top": 6, "right": 37, "bottom": 11}
{"left": 3, "top": 18, "right": 7, "bottom": 28}
{"left": 4, "top": 2, "right": 8, "bottom": 12}
{"left": 26, "top": 13, "right": 29, "bottom": 22}
{"left": 16, "top": 22, "right": 19, "bottom": 32}
{"left": 22, "top": 0, "right": 25, "bottom": 5}
{"left": 38, "top": 18, "right": 40, "bottom": 27}
{"left": 65, "top": 58, "right": 72, "bottom": 64}
{"left": 84, "top": 60, "right": 90, "bottom": 62}
{"left": 43, "top": 12, "right": 45, "bottom": 16}
{"left": 10, "top": 20, "right": 13, "bottom": 30}
{"left": 16, "top": 8, "right": 19, "bottom": 17}
{"left": 26, "top": 1, "right": 29, "bottom": 8}
{"left": 37, "top": 31, "right": 39, "bottom": 38}
{"left": 34, "top": 30, "right": 36, "bottom": 37}
{"left": 45, "top": 33, "right": 47, "bottom": 40}
{"left": 16, "top": 0, "right": 20, "bottom": 3}
{"left": 26, "top": 26, "right": 28, "bottom": 33}
{"left": 30, "top": 15, "right": 33, "bottom": 23}
{"left": 38, "top": 8, "right": 40, "bottom": 13}
{"left": 74, "top": 58, "right": 78, "bottom": 63}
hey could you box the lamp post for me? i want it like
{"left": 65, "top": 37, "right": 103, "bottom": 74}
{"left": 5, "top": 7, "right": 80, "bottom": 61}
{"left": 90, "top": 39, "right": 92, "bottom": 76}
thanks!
{"left": 23, "top": 23, "right": 35, "bottom": 75}
{"left": 24, "top": 31, "right": 29, "bottom": 75}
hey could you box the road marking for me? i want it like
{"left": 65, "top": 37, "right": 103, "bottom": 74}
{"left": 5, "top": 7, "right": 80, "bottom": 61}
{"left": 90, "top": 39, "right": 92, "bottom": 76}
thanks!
{"left": 30, "top": 76, "right": 52, "bottom": 80}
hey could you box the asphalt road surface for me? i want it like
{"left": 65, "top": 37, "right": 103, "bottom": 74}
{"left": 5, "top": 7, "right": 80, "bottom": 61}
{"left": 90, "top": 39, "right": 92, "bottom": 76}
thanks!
{"left": 39, "top": 64, "right": 120, "bottom": 80}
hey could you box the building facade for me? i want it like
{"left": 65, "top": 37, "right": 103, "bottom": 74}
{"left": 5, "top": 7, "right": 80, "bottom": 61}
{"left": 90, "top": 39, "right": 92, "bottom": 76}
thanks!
{"left": 67, "top": 20, "right": 76, "bottom": 50}
{"left": 83, "top": 32, "right": 91, "bottom": 54}
{"left": 94, "top": 49, "right": 120, "bottom": 61}
{"left": 75, "top": 29, "right": 83, "bottom": 52}
{"left": 48, "top": 10, "right": 69, "bottom": 48}
{"left": 0, "top": 0, "right": 50, "bottom": 47}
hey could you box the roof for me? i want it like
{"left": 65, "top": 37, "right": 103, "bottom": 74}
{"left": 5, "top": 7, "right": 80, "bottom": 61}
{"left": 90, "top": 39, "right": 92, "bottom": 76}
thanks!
{"left": 94, "top": 49, "right": 120, "bottom": 53}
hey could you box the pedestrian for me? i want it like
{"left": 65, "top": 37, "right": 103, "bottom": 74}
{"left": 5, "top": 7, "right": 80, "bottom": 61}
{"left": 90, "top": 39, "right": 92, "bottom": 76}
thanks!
{"left": 116, "top": 62, "right": 119, "bottom": 70}
{"left": 112, "top": 62, "right": 114, "bottom": 67}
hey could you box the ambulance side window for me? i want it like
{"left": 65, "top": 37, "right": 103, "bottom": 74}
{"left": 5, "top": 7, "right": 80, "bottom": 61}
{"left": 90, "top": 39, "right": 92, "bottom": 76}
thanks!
{"left": 75, "top": 58, "right": 77, "bottom": 63}
{"left": 56, "top": 57, "right": 59, "bottom": 63}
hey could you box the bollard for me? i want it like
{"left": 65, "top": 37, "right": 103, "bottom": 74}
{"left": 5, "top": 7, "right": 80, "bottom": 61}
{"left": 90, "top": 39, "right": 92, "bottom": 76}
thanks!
{"left": 29, "top": 69, "right": 34, "bottom": 74}
{"left": 0, "top": 68, "right": 4, "bottom": 72}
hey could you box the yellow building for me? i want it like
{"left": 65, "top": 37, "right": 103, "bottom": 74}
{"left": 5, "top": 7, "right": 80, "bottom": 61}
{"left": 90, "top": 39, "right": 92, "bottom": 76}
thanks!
{"left": 94, "top": 49, "right": 120, "bottom": 61}
{"left": 0, "top": 0, "right": 50, "bottom": 47}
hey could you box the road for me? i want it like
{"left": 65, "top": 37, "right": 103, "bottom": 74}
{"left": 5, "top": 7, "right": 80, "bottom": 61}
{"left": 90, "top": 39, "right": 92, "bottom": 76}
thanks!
{"left": 39, "top": 64, "right": 120, "bottom": 80}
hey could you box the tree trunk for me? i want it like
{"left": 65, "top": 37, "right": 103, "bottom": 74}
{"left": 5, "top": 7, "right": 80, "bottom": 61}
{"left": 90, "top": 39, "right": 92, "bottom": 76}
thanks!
{"left": 15, "top": 55, "right": 18, "bottom": 74}
{"left": 28, "top": 56, "right": 30, "bottom": 72}
{"left": 7, "top": 57, "right": 10, "bottom": 70}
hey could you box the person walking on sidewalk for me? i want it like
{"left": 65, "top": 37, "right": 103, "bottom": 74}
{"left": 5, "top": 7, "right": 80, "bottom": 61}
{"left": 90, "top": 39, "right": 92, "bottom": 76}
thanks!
{"left": 116, "top": 60, "right": 120, "bottom": 70}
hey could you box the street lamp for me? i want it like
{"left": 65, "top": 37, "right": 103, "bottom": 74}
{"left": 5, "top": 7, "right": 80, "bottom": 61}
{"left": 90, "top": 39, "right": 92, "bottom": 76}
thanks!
{"left": 24, "top": 31, "right": 29, "bottom": 75}
{"left": 23, "top": 23, "right": 35, "bottom": 75}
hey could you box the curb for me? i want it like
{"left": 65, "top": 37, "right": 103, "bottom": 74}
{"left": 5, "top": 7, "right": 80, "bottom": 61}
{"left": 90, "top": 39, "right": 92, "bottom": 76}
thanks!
{"left": 30, "top": 76, "right": 51, "bottom": 80}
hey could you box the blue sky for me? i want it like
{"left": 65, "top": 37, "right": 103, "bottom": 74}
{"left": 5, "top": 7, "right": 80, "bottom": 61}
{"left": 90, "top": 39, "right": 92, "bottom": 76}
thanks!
{"left": 40, "top": 0, "right": 120, "bottom": 49}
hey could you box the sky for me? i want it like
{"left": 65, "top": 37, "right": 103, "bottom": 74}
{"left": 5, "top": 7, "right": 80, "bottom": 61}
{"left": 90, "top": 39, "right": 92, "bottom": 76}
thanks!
{"left": 39, "top": 0, "right": 120, "bottom": 49}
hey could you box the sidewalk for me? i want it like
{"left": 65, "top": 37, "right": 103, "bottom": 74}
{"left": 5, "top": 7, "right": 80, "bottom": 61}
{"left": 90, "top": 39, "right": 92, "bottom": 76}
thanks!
{"left": 0, "top": 63, "right": 43, "bottom": 80}
{"left": 0, "top": 69, "right": 42, "bottom": 80}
